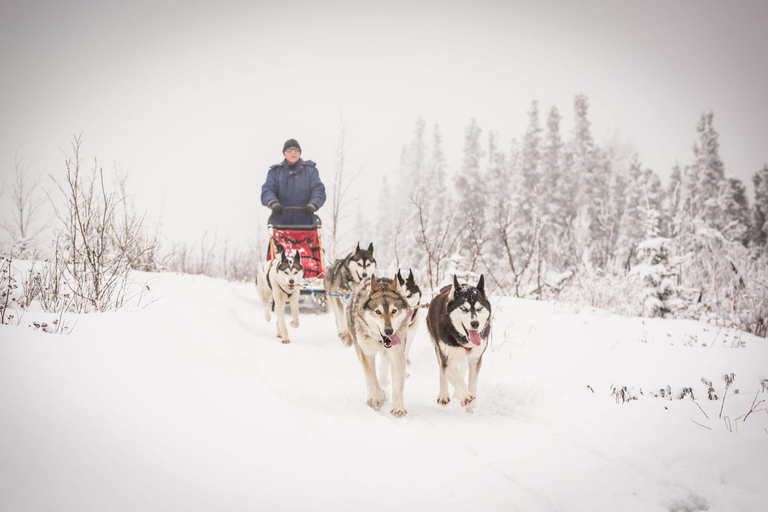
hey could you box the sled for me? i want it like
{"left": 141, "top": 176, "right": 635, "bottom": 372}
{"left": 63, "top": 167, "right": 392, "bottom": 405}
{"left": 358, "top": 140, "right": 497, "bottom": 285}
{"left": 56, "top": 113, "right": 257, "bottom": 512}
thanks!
{"left": 267, "top": 207, "right": 327, "bottom": 311}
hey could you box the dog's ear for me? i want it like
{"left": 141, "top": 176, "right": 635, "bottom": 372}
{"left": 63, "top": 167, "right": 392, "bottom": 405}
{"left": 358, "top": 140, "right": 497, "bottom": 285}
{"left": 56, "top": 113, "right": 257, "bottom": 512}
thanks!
{"left": 275, "top": 244, "right": 284, "bottom": 256}
{"left": 370, "top": 274, "right": 379, "bottom": 293}
{"left": 355, "top": 242, "right": 361, "bottom": 254}
{"left": 477, "top": 274, "right": 485, "bottom": 296}
{"left": 367, "top": 242, "right": 374, "bottom": 255}
{"left": 396, "top": 270, "right": 404, "bottom": 286}
{"left": 293, "top": 250, "right": 303, "bottom": 268}
{"left": 407, "top": 269, "right": 415, "bottom": 285}
{"left": 280, "top": 248, "right": 289, "bottom": 262}
{"left": 449, "top": 274, "right": 459, "bottom": 301}
{"left": 392, "top": 273, "right": 400, "bottom": 293}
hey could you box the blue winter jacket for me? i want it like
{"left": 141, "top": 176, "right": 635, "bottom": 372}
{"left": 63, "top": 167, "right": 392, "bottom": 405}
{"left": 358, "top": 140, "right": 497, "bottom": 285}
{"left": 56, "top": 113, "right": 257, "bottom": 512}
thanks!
{"left": 260, "top": 159, "right": 327, "bottom": 226}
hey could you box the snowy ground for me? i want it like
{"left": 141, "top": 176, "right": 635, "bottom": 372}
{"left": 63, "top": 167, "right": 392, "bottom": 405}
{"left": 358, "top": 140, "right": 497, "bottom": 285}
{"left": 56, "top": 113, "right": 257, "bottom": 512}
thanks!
{"left": 1, "top": 271, "right": 767, "bottom": 512}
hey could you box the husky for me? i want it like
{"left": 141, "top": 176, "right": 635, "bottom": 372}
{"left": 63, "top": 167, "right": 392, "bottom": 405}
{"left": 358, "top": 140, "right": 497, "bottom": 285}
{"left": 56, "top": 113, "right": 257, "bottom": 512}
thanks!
{"left": 323, "top": 242, "right": 377, "bottom": 340}
{"left": 378, "top": 270, "right": 422, "bottom": 386}
{"left": 341, "top": 275, "right": 410, "bottom": 417}
{"left": 426, "top": 275, "right": 491, "bottom": 413}
{"left": 255, "top": 247, "right": 304, "bottom": 344}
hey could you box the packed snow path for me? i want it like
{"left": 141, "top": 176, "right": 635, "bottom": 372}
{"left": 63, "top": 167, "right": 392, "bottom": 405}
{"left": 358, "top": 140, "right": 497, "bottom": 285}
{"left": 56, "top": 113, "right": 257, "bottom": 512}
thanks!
{"left": 2, "top": 272, "right": 767, "bottom": 511}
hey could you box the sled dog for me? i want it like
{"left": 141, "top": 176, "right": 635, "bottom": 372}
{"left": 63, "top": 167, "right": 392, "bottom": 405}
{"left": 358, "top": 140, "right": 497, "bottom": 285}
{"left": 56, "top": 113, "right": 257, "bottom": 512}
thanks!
{"left": 255, "top": 247, "right": 304, "bottom": 344}
{"left": 378, "top": 270, "right": 422, "bottom": 386}
{"left": 323, "top": 242, "right": 377, "bottom": 339}
{"left": 342, "top": 275, "right": 410, "bottom": 416}
{"left": 426, "top": 275, "right": 491, "bottom": 413}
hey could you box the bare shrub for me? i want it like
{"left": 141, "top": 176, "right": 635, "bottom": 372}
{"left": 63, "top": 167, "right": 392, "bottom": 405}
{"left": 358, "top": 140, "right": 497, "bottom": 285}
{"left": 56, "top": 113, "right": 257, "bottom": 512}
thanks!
{"left": 47, "top": 135, "right": 157, "bottom": 312}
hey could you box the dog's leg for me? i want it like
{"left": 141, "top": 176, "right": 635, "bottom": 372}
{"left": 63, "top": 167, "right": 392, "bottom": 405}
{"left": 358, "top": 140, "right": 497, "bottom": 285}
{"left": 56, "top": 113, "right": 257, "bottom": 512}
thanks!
{"left": 275, "top": 298, "right": 290, "bottom": 344}
{"left": 377, "top": 355, "right": 391, "bottom": 388}
{"left": 259, "top": 285, "right": 272, "bottom": 322}
{"left": 405, "top": 324, "right": 415, "bottom": 366}
{"left": 435, "top": 346, "right": 450, "bottom": 405}
{"left": 289, "top": 294, "right": 300, "bottom": 329}
{"left": 388, "top": 349, "right": 407, "bottom": 417}
{"left": 465, "top": 354, "right": 483, "bottom": 414}
{"left": 330, "top": 297, "right": 346, "bottom": 338}
{"left": 355, "top": 344, "right": 387, "bottom": 410}
{"left": 468, "top": 354, "right": 483, "bottom": 396}
{"left": 444, "top": 359, "right": 474, "bottom": 409}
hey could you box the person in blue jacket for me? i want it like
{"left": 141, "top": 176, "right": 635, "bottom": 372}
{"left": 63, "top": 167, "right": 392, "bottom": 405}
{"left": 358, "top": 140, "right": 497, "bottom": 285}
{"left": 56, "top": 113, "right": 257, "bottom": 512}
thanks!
{"left": 261, "top": 139, "right": 327, "bottom": 226}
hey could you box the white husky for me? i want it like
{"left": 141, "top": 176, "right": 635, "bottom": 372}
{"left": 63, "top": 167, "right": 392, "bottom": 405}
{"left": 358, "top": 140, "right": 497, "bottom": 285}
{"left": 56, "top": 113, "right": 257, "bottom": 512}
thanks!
{"left": 256, "top": 248, "right": 304, "bottom": 344}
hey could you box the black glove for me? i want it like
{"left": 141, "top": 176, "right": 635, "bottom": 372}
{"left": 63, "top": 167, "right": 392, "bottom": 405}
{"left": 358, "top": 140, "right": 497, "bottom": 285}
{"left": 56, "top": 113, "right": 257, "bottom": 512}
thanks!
{"left": 269, "top": 200, "right": 284, "bottom": 216}
{"left": 302, "top": 202, "right": 318, "bottom": 216}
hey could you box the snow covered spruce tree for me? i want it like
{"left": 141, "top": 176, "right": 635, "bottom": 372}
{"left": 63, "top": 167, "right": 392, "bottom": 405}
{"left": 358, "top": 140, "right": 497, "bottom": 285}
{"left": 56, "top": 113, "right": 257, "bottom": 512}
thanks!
{"left": 749, "top": 164, "right": 768, "bottom": 248}
{"left": 541, "top": 106, "right": 567, "bottom": 234}
{"left": 632, "top": 190, "right": 681, "bottom": 317}
{"left": 454, "top": 118, "right": 487, "bottom": 272}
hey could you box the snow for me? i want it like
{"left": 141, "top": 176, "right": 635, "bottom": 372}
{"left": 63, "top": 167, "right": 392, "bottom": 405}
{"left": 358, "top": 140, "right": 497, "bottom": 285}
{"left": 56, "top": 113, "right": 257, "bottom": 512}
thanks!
{"left": 2, "top": 271, "right": 767, "bottom": 511}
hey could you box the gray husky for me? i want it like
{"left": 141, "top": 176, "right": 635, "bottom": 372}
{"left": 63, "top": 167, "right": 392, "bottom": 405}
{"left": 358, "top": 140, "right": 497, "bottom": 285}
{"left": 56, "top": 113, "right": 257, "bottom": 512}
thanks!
{"left": 426, "top": 275, "right": 491, "bottom": 413}
{"left": 323, "top": 242, "right": 377, "bottom": 340}
{"left": 378, "top": 270, "right": 422, "bottom": 386}
{"left": 342, "top": 275, "right": 410, "bottom": 417}
{"left": 255, "top": 247, "right": 304, "bottom": 344}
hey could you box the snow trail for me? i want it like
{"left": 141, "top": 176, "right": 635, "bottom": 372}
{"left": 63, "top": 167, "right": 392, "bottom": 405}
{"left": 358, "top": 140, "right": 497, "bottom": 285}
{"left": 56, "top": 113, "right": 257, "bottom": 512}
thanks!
{"left": 2, "top": 272, "right": 767, "bottom": 511}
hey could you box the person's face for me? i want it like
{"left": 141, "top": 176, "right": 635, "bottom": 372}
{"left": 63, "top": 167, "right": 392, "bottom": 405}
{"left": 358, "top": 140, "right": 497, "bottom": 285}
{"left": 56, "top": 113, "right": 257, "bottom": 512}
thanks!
{"left": 284, "top": 147, "right": 301, "bottom": 164}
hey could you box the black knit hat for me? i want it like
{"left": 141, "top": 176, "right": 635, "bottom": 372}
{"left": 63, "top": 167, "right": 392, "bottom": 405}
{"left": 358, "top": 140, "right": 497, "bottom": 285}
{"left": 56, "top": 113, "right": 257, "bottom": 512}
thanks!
{"left": 283, "top": 139, "right": 301, "bottom": 152}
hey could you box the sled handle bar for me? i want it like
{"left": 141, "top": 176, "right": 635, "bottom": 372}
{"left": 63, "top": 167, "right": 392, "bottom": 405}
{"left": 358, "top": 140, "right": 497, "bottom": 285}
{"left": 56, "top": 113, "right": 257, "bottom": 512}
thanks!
{"left": 269, "top": 206, "right": 322, "bottom": 227}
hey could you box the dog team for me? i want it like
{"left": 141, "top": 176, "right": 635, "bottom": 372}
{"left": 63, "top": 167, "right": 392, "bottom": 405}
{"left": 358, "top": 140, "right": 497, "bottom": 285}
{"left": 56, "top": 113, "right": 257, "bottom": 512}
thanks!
{"left": 257, "top": 139, "right": 491, "bottom": 416}
{"left": 256, "top": 242, "right": 492, "bottom": 417}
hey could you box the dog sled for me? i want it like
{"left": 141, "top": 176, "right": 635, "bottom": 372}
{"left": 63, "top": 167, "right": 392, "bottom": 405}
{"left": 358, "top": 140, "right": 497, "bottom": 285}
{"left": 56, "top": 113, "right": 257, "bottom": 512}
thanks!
{"left": 267, "top": 207, "right": 328, "bottom": 311}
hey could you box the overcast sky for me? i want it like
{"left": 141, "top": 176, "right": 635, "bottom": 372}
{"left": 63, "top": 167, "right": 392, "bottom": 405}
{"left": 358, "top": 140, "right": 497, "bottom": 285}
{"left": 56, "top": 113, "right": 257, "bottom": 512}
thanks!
{"left": 1, "top": 0, "right": 767, "bottom": 245}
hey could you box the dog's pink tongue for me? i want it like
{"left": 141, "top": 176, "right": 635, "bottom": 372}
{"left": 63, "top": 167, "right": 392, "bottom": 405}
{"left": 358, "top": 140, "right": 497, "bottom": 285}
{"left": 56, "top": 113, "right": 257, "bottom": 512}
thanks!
{"left": 385, "top": 334, "right": 401, "bottom": 347}
{"left": 468, "top": 330, "right": 482, "bottom": 346}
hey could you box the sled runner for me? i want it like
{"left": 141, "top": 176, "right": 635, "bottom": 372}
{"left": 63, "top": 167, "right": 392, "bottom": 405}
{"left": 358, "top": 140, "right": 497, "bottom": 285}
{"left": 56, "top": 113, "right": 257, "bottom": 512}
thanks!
{"left": 267, "top": 207, "right": 327, "bottom": 310}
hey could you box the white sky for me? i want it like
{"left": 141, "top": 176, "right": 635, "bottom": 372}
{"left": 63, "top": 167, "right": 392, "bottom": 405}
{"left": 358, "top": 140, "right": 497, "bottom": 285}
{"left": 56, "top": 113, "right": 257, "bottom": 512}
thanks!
{"left": 1, "top": 0, "right": 767, "bottom": 244}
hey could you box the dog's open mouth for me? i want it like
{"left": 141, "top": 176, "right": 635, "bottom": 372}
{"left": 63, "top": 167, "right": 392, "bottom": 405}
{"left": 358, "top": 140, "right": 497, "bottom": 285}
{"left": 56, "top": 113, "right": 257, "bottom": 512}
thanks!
{"left": 462, "top": 325, "right": 482, "bottom": 346}
{"left": 380, "top": 333, "right": 401, "bottom": 349}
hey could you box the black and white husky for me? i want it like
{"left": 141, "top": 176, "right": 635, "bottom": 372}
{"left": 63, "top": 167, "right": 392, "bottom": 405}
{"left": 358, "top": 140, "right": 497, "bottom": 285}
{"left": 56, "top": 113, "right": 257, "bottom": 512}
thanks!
{"left": 378, "top": 270, "right": 422, "bottom": 386}
{"left": 342, "top": 275, "right": 410, "bottom": 416}
{"left": 256, "top": 247, "right": 304, "bottom": 344}
{"left": 323, "top": 242, "right": 377, "bottom": 340}
{"left": 426, "top": 275, "right": 491, "bottom": 413}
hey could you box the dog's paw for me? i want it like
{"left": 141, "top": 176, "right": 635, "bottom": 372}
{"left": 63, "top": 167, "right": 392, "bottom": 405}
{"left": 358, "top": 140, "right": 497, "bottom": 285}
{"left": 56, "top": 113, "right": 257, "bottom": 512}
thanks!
{"left": 460, "top": 395, "right": 476, "bottom": 407}
{"left": 367, "top": 398, "right": 384, "bottom": 411}
{"left": 391, "top": 406, "right": 407, "bottom": 417}
{"left": 290, "top": 320, "right": 299, "bottom": 328}
{"left": 437, "top": 396, "right": 450, "bottom": 406}
{"left": 281, "top": 338, "right": 291, "bottom": 344}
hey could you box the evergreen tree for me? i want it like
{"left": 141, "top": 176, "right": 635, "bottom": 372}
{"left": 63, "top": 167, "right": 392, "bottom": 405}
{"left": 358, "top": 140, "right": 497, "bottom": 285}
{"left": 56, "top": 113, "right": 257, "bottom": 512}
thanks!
{"left": 519, "top": 100, "right": 542, "bottom": 216}
{"left": 750, "top": 164, "right": 768, "bottom": 247}
{"left": 454, "top": 118, "right": 486, "bottom": 271}
{"left": 719, "top": 177, "right": 750, "bottom": 245}
{"left": 616, "top": 155, "right": 645, "bottom": 266}
{"left": 375, "top": 175, "right": 394, "bottom": 266}
{"left": 666, "top": 163, "right": 683, "bottom": 235}
{"left": 569, "top": 95, "right": 596, "bottom": 219}
{"left": 633, "top": 191, "right": 681, "bottom": 318}
{"left": 541, "top": 106, "right": 566, "bottom": 231}
{"left": 692, "top": 111, "right": 726, "bottom": 227}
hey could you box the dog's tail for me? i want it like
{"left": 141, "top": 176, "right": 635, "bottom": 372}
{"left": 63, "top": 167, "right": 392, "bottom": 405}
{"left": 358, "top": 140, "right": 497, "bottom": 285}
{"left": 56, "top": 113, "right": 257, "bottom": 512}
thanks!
{"left": 340, "top": 331, "right": 353, "bottom": 348}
